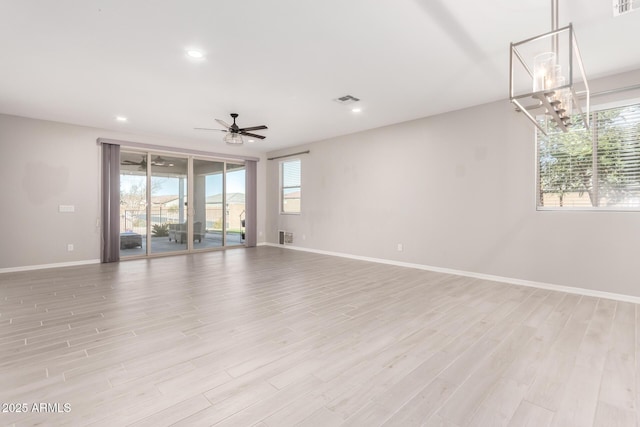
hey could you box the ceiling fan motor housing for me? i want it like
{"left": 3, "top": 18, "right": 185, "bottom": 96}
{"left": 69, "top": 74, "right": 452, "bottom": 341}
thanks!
{"left": 230, "top": 113, "right": 239, "bottom": 132}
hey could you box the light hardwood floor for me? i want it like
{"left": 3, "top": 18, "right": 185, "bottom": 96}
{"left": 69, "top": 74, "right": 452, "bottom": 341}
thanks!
{"left": 0, "top": 246, "right": 637, "bottom": 426}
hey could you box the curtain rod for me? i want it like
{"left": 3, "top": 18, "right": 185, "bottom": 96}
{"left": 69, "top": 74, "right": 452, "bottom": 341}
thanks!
{"left": 267, "top": 150, "right": 310, "bottom": 160}
{"left": 96, "top": 137, "right": 260, "bottom": 162}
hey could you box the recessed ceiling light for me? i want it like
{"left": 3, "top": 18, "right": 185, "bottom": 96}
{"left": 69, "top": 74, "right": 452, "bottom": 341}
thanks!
{"left": 116, "top": 116, "right": 128, "bottom": 122}
{"left": 351, "top": 108, "right": 362, "bottom": 113}
{"left": 247, "top": 139, "right": 255, "bottom": 143}
{"left": 186, "top": 50, "right": 204, "bottom": 59}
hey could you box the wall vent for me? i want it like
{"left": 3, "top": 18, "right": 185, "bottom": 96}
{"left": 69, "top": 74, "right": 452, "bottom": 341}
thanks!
{"left": 334, "top": 95, "right": 360, "bottom": 105}
{"left": 278, "top": 230, "right": 293, "bottom": 245}
{"left": 614, "top": 0, "right": 637, "bottom": 16}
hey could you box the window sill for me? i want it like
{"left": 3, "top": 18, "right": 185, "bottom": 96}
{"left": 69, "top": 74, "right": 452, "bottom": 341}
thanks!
{"left": 537, "top": 206, "right": 640, "bottom": 212}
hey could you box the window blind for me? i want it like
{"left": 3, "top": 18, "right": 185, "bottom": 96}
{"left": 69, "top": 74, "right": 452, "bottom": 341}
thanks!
{"left": 538, "top": 102, "right": 640, "bottom": 209}
{"left": 595, "top": 105, "right": 640, "bottom": 207}
{"left": 281, "top": 159, "right": 301, "bottom": 213}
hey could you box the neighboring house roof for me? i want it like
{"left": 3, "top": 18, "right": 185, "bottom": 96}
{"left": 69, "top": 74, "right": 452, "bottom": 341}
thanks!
{"left": 149, "top": 193, "right": 245, "bottom": 205}
{"left": 151, "top": 195, "right": 180, "bottom": 205}
{"left": 206, "top": 193, "right": 245, "bottom": 204}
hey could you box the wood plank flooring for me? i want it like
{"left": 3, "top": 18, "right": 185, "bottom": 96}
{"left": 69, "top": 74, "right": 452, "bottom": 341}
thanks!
{"left": 0, "top": 246, "right": 637, "bottom": 426}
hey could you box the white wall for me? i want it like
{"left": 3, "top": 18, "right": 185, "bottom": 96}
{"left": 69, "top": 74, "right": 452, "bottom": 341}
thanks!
{"left": 267, "top": 70, "right": 640, "bottom": 297}
{"left": 0, "top": 114, "right": 266, "bottom": 269}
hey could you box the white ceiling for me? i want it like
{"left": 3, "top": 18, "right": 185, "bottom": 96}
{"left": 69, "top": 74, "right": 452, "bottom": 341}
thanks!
{"left": 1, "top": 1, "right": 639, "bottom": 152}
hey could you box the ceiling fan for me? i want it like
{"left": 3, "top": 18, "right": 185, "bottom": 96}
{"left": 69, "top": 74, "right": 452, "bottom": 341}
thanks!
{"left": 195, "top": 113, "right": 268, "bottom": 144}
{"left": 121, "top": 155, "right": 174, "bottom": 169}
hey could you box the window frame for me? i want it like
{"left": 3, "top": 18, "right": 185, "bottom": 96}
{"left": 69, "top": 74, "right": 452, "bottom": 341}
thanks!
{"left": 535, "top": 99, "right": 640, "bottom": 212}
{"left": 279, "top": 158, "right": 301, "bottom": 215}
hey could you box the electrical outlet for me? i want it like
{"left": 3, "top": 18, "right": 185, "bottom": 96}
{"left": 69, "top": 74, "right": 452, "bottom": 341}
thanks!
{"left": 397, "top": 243, "right": 403, "bottom": 252}
{"left": 67, "top": 244, "right": 74, "bottom": 252}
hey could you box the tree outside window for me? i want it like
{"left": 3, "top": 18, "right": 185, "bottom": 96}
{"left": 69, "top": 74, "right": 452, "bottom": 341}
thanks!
{"left": 538, "top": 104, "right": 640, "bottom": 209}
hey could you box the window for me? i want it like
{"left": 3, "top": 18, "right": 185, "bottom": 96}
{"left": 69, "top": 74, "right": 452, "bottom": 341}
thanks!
{"left": 537, "top": 102, "right": 640, "bottom": 209}
{"left": 117, "top": 152, "right": 249, "bottom": 258}
{"left": 280, "top": 159, "right": 301, "bottom": 213}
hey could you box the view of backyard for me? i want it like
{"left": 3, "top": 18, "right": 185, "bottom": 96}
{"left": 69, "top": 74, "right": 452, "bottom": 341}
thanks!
{"left": 538, "top": 103, "right": 640, "bottom": 208}
{"left": 119, "top": 153, "right": 246, "bottom": 256}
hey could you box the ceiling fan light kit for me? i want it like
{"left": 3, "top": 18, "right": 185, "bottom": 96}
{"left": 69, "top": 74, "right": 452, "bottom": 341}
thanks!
{"left": 224, "top": 132, "right": 244, "bottom": 145}
{"left": 509, "top": 0, "right": 590, "bottom": 136}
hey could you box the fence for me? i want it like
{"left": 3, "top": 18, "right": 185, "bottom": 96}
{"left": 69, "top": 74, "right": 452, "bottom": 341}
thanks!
{"left": 120, "top": 206, "right": 245, "bottom": 234}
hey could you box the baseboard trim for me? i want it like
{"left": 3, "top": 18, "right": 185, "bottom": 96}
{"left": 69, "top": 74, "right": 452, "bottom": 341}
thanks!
{"left": 264, "top": 243, "right": 640, "bottom": 304}
{"left": 0, "top": 259, "right": 101, "bottom": 274}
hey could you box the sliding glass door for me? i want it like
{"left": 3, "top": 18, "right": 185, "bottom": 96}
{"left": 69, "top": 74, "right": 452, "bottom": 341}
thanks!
{"left": 150, "top": 155, "right": 188, "bottom": 254}
{"left": 193, "top": 158, "right": 224, "bottom": 249}
{"left": 119, "top": 151, "right": 245, "bottom": 258}
{"left": 119, "top": 152, "right": 147, "bottom": 257}
{"left": 226, "top": 163, "right": 246, "bottom": 247}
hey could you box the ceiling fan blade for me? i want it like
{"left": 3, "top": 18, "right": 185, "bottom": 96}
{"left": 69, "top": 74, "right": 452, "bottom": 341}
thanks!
{"left": 239, "top": 131, "right": 266, "bottom": 139}
{"left": 215, "top": 119, "right": 231, "bottom": 129}
{"left": 194, "top": 127, "right": 227, "bottom": 132}
{"left": 121, "top": 160, "right": 142, "bottom": 165}
{"left": 238, "top": 125, "right": 268, "bottom": 132}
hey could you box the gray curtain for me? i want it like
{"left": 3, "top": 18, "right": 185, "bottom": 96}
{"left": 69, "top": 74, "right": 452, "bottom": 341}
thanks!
{"left": 101, "top": 143, "right": 120, "bottom": 262}
{"left": 245, "top": 160, "right": 257, "bottom": 247}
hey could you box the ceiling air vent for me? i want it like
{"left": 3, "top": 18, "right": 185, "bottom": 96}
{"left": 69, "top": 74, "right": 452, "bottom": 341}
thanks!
{"left": 614, "top": 0, "right": 637, "bottom": 16}
{"left": 334, "top": 95, "right": 360, "bottom": 105}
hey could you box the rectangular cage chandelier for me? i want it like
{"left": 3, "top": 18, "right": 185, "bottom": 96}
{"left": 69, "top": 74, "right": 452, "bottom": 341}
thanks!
{"left": 509, "top": 1, "right": 590, "bottom": 135}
